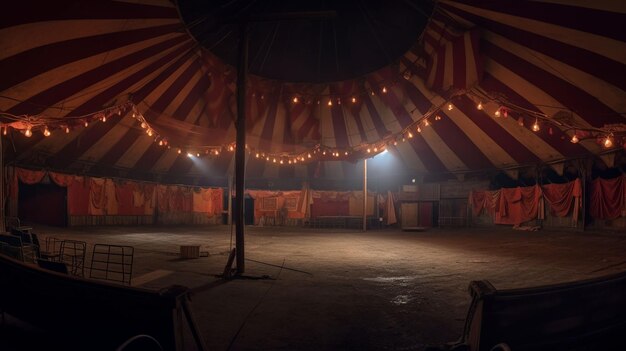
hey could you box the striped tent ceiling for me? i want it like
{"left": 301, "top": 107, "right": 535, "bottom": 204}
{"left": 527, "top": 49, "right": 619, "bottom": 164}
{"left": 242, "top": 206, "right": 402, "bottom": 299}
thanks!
{"left": 1, "top": 0, "right": 625, "bottom": 185}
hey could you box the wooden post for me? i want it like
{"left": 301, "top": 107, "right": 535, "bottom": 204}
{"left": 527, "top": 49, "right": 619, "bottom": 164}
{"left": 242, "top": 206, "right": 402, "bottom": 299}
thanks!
{"left": 227, "top": 176, "right": 233, "bottom": 225}
{"left": 0, "top": 131, "right": 3, "bottom": 231}
{"left": 235, "top": 22, "right": 248, "bottom": 275}
{"left": 363, "top": 158, "right": 367, "bottom": 231}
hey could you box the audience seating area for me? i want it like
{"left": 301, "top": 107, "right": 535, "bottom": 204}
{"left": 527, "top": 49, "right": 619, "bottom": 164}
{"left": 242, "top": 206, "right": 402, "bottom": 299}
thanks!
{"left": 430, "top": 271, "right": 626, "bottom": 351}
{"left": 0, "top": 253, "right": 206, "bottom": 350}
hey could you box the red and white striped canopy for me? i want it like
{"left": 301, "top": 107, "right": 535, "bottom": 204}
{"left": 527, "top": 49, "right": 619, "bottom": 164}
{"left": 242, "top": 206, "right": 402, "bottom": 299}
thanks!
{"left": 1, "top": 0, "right": 624, "bottom": 184}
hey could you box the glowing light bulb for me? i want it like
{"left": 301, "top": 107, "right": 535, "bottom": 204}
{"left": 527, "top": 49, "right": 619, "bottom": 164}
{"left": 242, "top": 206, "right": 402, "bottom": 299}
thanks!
{"left": 293, "top": 96, "right": 298, "bottom": 103}
{"left": 25, "top": 128, "right": 32, "bottom": 137}
{"left": 266, "top": 157, "right": 270, "bottom": 161}
{"left": 2, "top": 127, "right": 7, "bottom": 136}
{"left": 532, "top": 120, "right": 540, "bottom": 132}
{"left": 147, "top": 129, "right": 153, "bottom": 137}
{"left": 187, "top": 153, "right": 193, "bottom": 158}
{"left": 289, "top": 160, "right": 292, "bottom": 164}
{"left": 518, "top": 118, "right": 524, "bottom": 127}
{"left": 494, "top": 109, "right": 501, "bottom": 117}
{"left": 477, "top": 102, "right": 483, "bottom": 110}
{"left": 448, "top": 103, "right": 453, "bottom": 111}
{"left": 141, "top": 122, "right": 147, "bottom": 129}
{"left": 84, "top": 121, "right": 89, "bottom": 127}
{"left": 371, "top": 91, "right": 375, "bottom": 96}
{"left": 215, "top": 150, "right": 220, "bottom": 155}
{"left": 344, "top": 151, "right": 348, "bottom": 156}
{"left": 43, "top": 127, "right": 51, "bottom": 137}
{"left": 417, "top": 127, "right": 421, "bottom": 133}
{"left": 322, "top": 151, "right": 326, "bottom": 155}
{"left": 382, "top": 87, "right": 387, "bottom": 93}
{"left": 570, "top": 134, "right": 579, "bottom": 144}
{"left": 229, "top": 146, "right": 234, "bottom": 152}
{"left": 352, "top": 97, "right": 356, "bottom": 103}
{"left": 424, "top": 119, "right": 429, "bottom": 126}
{"left": 280, "top": 160, "right": 284, "bottom": 164}
{"left": 328, "top": 100, "right": 333, "bottom": 106}
{"left": 159, "top": 140, "right": 163, "bottom": 146}
{"left": 65, "top": 127, "right": 70, "bottom": 134}
{"left": 604, "top": 136, "right": 613, "bottom": 148}
{"left": 393, "top": 141, "right": 397, "bottom": 146}
{"left": 102, "top": 116, "right": 107, "bottom": 123}
{"left": 408, "top": 132, "right": 413, "bottom": 138}
{"left": 197, "top": 152, "right": 200, "bottom": 157}
{"left": 273, "top": 158, "right": 276, "bottom": 163}
{"left": 177, "top": 149, "right": 182, "bottom": 154}
{"left": 367, "top": 148, "right": 371, "bottom": 153}
{"left": 374, "top": 147, "right": 378, "bottom": 152}
{"left": 308, "top": 153, "right": 311, "bottom": 158}
{"left": 255, "top": 153, "right": 259, "bottom": 158}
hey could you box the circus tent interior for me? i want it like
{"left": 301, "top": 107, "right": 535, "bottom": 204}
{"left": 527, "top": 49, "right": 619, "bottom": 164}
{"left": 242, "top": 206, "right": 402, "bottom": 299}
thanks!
{"left": 1, "top": 0, "right": 626, "bottom": 350}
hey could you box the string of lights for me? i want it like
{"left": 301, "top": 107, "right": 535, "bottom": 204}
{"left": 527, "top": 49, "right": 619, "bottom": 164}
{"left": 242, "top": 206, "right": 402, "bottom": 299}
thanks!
{"left": 1, "top": 87, "right": 624, "bottom": 167}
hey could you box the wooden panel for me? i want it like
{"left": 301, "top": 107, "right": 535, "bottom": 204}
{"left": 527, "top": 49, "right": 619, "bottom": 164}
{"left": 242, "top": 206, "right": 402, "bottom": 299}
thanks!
{"left": 401, "top": 203, "right": 418, "bottom": 228}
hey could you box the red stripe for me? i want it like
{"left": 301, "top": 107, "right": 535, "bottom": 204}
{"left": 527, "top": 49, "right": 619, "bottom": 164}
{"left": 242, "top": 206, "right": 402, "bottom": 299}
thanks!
{"left": 480, "top": 73, "right": 589, "bottom": 157}
{"left": 132, "top": 44, "right": 197, "bottom": 104}
{"left": 99, "top": 129, "right": 145, "bottom": 166}
{"left": 452, "top": 33, "right": 467, "bottom": 89}
{"left": 362, "top": 95, "right": 390, "bottom": 139}
{"left": 0, "top": 24, "right": 182, "bottom": 92}
{"left": 440, "top": 3, "right": 626, "bottom": 92}
{"left": 8, "top": 35, "right": 187, "bottom": 116}
{"left": 297, "top": 116, "right": 318, "bottom": 141}
{"left": 150, "top": 59, "right": 202, "bottom": 113}
{"left": 45, "top": 45, "right": 193, "bottom": 168}
{"left": 400, "top": 57, "right": 427, "bottom": 80}
{"left": 448, "top": 0, "right": 626, "bottom": 42}
{"left": 328, "top": 85, "right": 350, "bottom": 147}
{"left": 433, "top": 49, "right": 446, "bottom": 91}
{"left": 258, "top": 86, "right": 281, "bottom": 150}
{"left": 455, "top": 95, "right": 541, "bottom": 164}
{"left": 371, "top": 79, "right": 449, "bottom": 173}
{"left": 177, "top": 77, "right": 212, "bottom": 124}
{"left": 484, "top": 41, "right": 623, "bottom": 127}
{"left": 132, "top": 142, "right": 166, "bottom": 171}
{"left": 1, "top": 1, "right": 178, "bottom": 29}
{"left": 402, "top": 80, "right": 494, "bottom": 170}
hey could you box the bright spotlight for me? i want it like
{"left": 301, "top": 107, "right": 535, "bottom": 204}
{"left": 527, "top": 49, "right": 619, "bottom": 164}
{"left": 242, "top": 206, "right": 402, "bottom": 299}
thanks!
{"left": 187, "top": 153, "right": 193, "bottom": 158}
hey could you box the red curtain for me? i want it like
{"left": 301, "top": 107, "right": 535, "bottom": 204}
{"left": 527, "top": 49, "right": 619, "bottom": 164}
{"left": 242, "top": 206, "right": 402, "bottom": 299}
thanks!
{"left": 68, "top": 177, "right": 90, "bottom": 216}
{"left": 494, "top": 185, "right": 543, "bottom": 225}
{"left": 470, "top": 180, "right": 585, "bottom": 224}
{"left": 542, "top": 179, "right": 582, "bottom": 218}
{"left": 590, "top": 176, "right": 626, "bottom": 220}
{"left": 469, "top": 190, "right": 499, "bottom": 217}
{"left": 49, "top": 172, "right": 77, "bottom": 187}
{"left": 16, "top": 168, "right": 46, "bottom": 184}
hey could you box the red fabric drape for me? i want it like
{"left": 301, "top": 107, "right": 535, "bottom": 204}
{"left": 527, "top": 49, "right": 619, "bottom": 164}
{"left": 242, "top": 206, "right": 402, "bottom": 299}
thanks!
{"left": 115, "top": 181, "right": 146, "bottom": 216}
{"left": 192, "top": 188, "right": 223, "bottom": 216}
{"left": 590, "top": 176, "right": 626, "bottom": 220}
{"left": 542, "top": 179, "right": 582, "bottom": 218}
{"left": 494, "top": 185, "right": 543, "bottom": 225}
{"left": 469, "top": 190, "right": 500, "bottom": 217}
{"left": 89, "top": 178, "right": 106, "bottom": 215}
{"left": 16, "top": 168, "right": 46, "bottom": 184}
{"left": 49, "top": 172, "right": 77, "bottom": 187}
{"left": 68, "top": 177, "right": 90, "bottom": 216}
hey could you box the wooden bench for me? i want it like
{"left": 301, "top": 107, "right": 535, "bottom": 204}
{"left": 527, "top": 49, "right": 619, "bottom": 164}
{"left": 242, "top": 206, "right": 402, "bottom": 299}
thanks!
{"left": 0, "top": 253, "right": 207, "bottom": 350}
{"left": 430, "top": 272, "right": 626, "bottom": 351}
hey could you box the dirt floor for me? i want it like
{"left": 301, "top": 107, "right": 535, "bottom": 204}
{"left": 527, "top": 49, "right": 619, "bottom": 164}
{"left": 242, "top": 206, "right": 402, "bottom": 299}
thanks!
{"left": 4, "top": 225, "right": 626, "bottom": 350}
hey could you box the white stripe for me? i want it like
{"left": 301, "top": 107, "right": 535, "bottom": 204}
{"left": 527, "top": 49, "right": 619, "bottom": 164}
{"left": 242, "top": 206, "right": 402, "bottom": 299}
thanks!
{"left": 442, "top": 0, "right": 626, "bottom": 64}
